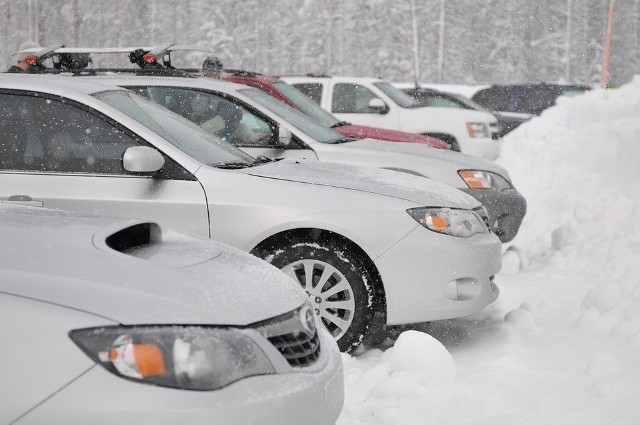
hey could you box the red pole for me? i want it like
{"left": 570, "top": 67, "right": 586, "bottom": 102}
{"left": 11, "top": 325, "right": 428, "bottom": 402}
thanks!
{"left": 602, "top": 0, "right": 615, "bottom": 89}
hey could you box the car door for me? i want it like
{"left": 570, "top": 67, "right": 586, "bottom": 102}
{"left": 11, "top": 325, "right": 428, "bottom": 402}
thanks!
{"left": 132, "top": 86, "right": 318, "bottom": 161}
{"left": 327, "top": 82, "right": 399, "bottom": 129}
{"left": 0, "top": 90, "right": 210, "bottom": 237}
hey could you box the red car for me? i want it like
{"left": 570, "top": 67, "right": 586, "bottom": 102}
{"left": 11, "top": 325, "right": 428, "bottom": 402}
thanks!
{"left": 222, "top": 70, "right": 449, "bottom": 150}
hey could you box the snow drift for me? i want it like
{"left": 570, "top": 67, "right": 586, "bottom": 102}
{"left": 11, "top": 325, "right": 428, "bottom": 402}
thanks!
{"left": 339, "top": 76, "right": 640, "bottom": 424}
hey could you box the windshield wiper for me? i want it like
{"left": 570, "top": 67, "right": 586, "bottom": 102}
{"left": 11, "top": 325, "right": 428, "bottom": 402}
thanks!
{"left": 331, "top": 137, "right": 357, "bottom": 144}
{"left": 214, "top": 161, "right": 254, "bottom": 169}
{"left": 253, "top": 155, "right": 274, "bottom": 164}
{"left": 330, "top": 121, "right": 351, "bottom": 128}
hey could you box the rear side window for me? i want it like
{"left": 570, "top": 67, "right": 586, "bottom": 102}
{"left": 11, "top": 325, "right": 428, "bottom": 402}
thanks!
{"left": 472, "top": 87, "right": 517, "bottom": 112}
{"left": 0, "top": 92, "right": 139, "bottom": 174}
{"left": 519, "top": 87, "right": 557, "bottom": 114}
{"left": 292, "top": 83, "right": 323, "bottom": 104}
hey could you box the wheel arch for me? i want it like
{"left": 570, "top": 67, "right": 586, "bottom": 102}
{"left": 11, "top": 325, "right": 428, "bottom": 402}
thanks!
{"left": 250, "top": 227, "right": 387, "bottom": 318}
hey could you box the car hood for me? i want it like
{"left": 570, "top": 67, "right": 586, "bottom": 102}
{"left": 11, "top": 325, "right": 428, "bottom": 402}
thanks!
{"left": 335, "top": 124, "right": 450, "bottom": 149}
{"left": 0, "top": 205, "right": 305, "bottom": 326}
{"left": 241, "top": 159, "right": 480, "bottom": 209}
{"left": 337, "top": 139, "right": 511, "bottom": 182}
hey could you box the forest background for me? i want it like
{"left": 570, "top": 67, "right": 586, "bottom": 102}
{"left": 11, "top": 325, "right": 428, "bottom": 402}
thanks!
{"left": 1, "top": 0, "right": 638, "bottom": 86}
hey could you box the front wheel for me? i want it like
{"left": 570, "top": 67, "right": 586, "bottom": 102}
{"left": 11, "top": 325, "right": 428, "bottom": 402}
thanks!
{"left": 257, "top": 237, "right": 377, "bottom": 352}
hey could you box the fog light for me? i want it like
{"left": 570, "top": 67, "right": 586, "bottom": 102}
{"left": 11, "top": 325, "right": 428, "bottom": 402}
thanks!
{"left": 444, "top": 278, "right": 481, "bottom": 301}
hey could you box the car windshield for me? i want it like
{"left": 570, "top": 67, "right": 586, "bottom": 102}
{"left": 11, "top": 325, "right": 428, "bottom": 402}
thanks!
{"left": 271, "top": 81, "right": 341, "bottom": 127}
{"left": 94, "top": 90, "right": 254, "bottom": 167}
{"left": 239, "top": 87, "right": 346, "bottom": 144}
{"left": 373, "top": 82, "right": 421, "bottom": 108}
{"left": 448, "top": 93, "right": 492, "bottom": 112}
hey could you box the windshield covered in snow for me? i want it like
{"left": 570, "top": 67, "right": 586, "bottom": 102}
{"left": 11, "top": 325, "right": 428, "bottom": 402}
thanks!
{"left": 94, "top": 91, "right": 254, "bottom": 166}
{"left": 271, "top": 81, "right": 341, "bottom": 127}
{"left": 373, "top": 82, "right": 422, "bottom": 108}
{"left": 239, "top": 87, "right": 346, "bottom": 144}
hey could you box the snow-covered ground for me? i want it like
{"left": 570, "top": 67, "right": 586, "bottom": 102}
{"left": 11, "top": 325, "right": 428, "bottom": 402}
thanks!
{"left": 339, "top": 77, "right": 640, "bottom": 424}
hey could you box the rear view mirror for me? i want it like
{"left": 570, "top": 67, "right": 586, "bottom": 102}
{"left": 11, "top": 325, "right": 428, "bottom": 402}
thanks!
{"left": 368, "top": 98, "right": 389, "bottom": 114}
{"left": 123, "top": 146, "right": 165, "bottom": 174}
{"left": 278, "top": 126, "right": 292, "bottom": 146}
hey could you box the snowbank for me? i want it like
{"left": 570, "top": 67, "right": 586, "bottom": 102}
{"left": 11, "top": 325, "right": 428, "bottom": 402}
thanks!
{"left": 339, "top": 76, "right": 640, "bottom": 424}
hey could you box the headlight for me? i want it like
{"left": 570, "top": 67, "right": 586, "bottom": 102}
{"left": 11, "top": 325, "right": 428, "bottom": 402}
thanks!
{"left": 466, "top": 122, "right": 490, "bottom": 138}
{"left": 458, "top": 170, "right": 512, "bottom": 190}
{"left": 407, "top": 207, "right": 489, "bottom": 238}
{"left": 70, "top": 325, "right": 275, "bottom": 391}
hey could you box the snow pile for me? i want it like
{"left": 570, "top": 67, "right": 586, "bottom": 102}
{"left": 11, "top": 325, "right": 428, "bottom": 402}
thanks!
{"left": 500, "top": 76, "right": 640, "bottom": 337}
{"left": 339, "top": 77, "right": 640, "bottom": 424}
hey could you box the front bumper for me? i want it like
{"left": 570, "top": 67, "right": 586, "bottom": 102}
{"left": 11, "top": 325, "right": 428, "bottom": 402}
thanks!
{"left": 17, "top": 329, "right": 344, "bottom": 425}
{"left": 461, "top": 187, "right": 527, "bottom": 243}
{"left": 375, "top": 226, "right": 502, "bottom": 326}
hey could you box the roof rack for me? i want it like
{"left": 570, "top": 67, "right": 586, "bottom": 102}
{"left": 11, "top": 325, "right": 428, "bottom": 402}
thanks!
{"left": 13, "top": 44, "right": 213, "bottom": 74}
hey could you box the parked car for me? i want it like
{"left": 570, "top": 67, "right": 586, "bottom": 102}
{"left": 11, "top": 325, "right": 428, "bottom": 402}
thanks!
{"left": 471, "top": 83, "right": 592, "bottom": 131}
{"left": 0, "top": 204, "right": 343, "bottom": 424}
{"left": 221, "top": 70, "right": 449, "bottom": 149}
{"left": 400, "top": 86, "right": 521, "bottom": 137}
{"left": 8, "top": 45, "right": 524, "bottom": 243}
{"left": 280, "top": 75, "right": 502, "bottom": 159}
{"left": 102, "top": 75, "right": 525, "bottom": 243}
{"left": 0, "top": 75, "right": 502, "bottom": 352}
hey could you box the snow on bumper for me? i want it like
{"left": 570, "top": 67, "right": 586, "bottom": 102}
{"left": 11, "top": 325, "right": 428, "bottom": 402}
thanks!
{"left": 17, "top": 329, "right": 344, "bottom": 425}
{"left": 375, "top": 226, "right": 502, "bottom": 326}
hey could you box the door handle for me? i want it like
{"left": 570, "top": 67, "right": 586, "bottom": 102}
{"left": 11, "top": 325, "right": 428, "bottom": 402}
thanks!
{"left": 0, "top": 195, "right": 44, "bottom": 207}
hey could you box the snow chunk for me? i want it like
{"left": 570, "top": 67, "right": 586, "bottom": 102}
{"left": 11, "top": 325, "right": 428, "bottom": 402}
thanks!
{"left": 581, "top": 284, "right": 622, "bottom": 315}
{"left": 388, "top": 330, "right": 455, "bottom": 386}
{"left": 504, "top": 307, "right": 538, "bottom": 331}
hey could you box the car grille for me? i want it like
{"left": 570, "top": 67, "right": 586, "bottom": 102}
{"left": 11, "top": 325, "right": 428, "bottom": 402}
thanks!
{"left": 474, "top": 206, "right": 491, "bottom": 230}
{"left": 268, "top": 331, "right": 321, "bottom": 367}
{"left": 253, "top": 304, "right": 321, "bottom": 368}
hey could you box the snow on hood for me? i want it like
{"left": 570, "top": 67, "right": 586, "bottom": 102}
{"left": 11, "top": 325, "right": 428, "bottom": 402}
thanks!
{"left": 0, "top": 205, "right": 305, "bottom": 325}
{"left": 339, "top": 138, "right": 511, "bottom": 180}
{"left": 243, "top": 159, "right": 480, "bottom": 209}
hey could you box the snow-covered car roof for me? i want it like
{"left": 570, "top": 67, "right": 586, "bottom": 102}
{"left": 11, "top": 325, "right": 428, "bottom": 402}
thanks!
{"left": 0, "top": 73, "right": 126, "bottom": 97}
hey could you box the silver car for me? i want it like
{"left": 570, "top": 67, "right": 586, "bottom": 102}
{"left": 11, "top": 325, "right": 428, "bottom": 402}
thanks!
{"left": 100, "top": 75, "right": 525, "bottom": 243}
{"left": 0, "top": 75, "right": 501, "bottom": 352}
{"left": 0, "top": 205, "right": 343, "bottom": 424}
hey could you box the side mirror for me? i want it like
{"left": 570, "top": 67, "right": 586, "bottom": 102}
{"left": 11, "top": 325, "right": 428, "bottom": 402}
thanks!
{"left": 277, "top": 126, "right": 292, "bottom": 146}
{"left": 368, "top": 98, "right": 389, "bottom": 114}
{"left": 123, "top": 146, "right": 165, "bottom": 174}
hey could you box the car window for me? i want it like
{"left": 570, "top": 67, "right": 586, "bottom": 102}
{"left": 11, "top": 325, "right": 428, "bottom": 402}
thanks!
{"left": 131, "top": 86, "right": 276, "bottom": 148}
{"left": 373, "top": 82, "right": 420, "bottom": 108}
{"left": 239, "top": 87, "right": 345, "bottom": 144}
{"left": 0, "top": 92, "right": 139, "bottom": 174}
{"left": 332, "top": 83, "right": 380, "bottom": 114}
{"left": 95, "top": 90, "right": 254, "bottom": 167}
{"left": 472, "top": 87, "right": 517, "bottom": 112}
{"left": 272, "top": 81, "right": 340, "bottom": 127}
{"left": 414, "top": 93, "right": 464, "bottom": 108}
{"left": 519, "top": 87, "right": 557, "bottom": 114}
{"left": 292, "top": 83, "right": 323, "bottom": 104}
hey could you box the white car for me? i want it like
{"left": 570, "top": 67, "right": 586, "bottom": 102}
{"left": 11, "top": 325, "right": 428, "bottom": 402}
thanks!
{"left": 281, "top": 75, "right": 502, "bottom": 159}
{"left": 102, "top": 75, "right": 525, "bottom": 243}
{"left": 0, "top": 75, "right": 501, "bottom": 353}
{"left": 0, "top": 205, "right": 343, "bottom": 424}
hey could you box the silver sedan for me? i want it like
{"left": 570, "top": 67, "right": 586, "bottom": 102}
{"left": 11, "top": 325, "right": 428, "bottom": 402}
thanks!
{"left": 0, "top": 75, "right": 501, "bottom": 352}
{"left": 0, "top": 205, "right": 343, "bottom": 424}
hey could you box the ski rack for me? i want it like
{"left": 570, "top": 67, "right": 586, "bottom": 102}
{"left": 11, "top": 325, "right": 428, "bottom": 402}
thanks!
{"left": 13, "top": 44, "right": 214, "bottom": 75}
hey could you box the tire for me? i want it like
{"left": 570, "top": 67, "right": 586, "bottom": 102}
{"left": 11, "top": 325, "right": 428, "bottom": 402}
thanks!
{"left": 426, "top": 133, "right": 461, "bottom": 152}
{"left": 257, "top": 236, "right": 377, "bottom": 352}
